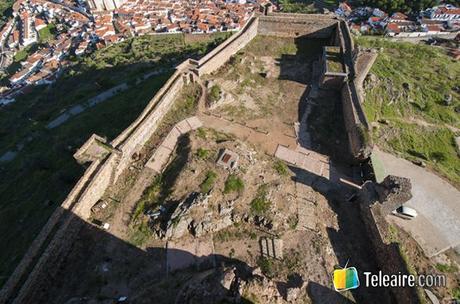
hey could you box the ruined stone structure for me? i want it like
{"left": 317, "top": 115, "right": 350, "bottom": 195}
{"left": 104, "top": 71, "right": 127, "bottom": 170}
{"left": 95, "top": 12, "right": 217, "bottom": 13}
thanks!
{"left": 319, "top": 46, "right": 348, "bottom": 89}
{"left": 359, "top": 176, "right": 419, "bottom": 303}
{"left": 0, "top": 13, "right": 376, "bottom": 303}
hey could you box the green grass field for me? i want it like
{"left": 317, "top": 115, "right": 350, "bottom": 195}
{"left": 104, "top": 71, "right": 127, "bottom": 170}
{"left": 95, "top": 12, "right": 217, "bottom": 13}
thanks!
{"left": 0, "top": 33, "right": 231, "bottom": 287}
{"left": 0, "top": 0, "right": 14, "bottom": 29}
{"left": 38, "top": 23, "right": 57, "bottom": 43}
{"left": 356, "top": 37, "right": 460, "bottom": 186}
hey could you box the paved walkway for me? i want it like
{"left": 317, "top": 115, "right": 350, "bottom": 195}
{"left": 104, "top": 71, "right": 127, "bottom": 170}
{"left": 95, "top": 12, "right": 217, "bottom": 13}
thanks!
{"left": 46, "top": 70, "right": 166, "bottom": 129}
{"left": 374, "top": 148, "right": 460, "bottom": 257}
{"left": 275, "top": 145, "right": 330, "bottom": 179}
{"left": 145, "top": 116, "right": 202, "bottom": 173}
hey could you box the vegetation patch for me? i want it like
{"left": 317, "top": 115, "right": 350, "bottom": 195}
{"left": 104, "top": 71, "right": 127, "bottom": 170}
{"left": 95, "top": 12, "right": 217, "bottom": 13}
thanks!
{"left": 453, "top": 287, "right": 460, "bottom": 301}
{"left": 214, "top": 226, "right": 257, "bottom": 242}
{"left": 129, "top": 222, "right": 151, "bottom": 247}
{"left": 224, "top": 174, "right": 245, "bottom": 194}
{"left": 435, "top": 263, "right": 458, "bottom": 273}
{"left": 250, "top": 184, "right": 271, "bottom": 215}
{"left": 257, "top": 256, "right": 276, "bottom": 278}
{"left": 196, "top": 147, "right": 210, "bottom": 159}
{"left": 200, "top": 171, "right": 218, "bottom": 193}
{"left": 207, "top": 84, "right": 221, "bottom": 103}
{"left": 287, "top": 215, "right": 298, "bottom": 230}
{"left": 279, "top": 0, "right": 318, "bottom": 13}
{"left": 38, "top": 24, "right": 57, "bottom": 43}
{"left": 0, "top": 0, "right": 14, "bottom": 28}
{"left": 357, "top": 37, "right": 460, "bottom": 187}
{"left": 273, "top": 160, "right": 289, "bottom": 176}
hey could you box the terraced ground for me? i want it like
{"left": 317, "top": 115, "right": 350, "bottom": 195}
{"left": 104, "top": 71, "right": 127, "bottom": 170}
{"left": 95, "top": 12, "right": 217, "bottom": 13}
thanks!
{"left": 357, "top": 37, "right": 460, "bottom": 188}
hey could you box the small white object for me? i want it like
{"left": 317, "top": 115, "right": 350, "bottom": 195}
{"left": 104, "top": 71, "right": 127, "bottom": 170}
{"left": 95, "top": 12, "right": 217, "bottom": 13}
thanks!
{"left": 392, "top": 206, "right": 418, "bottom": 220}
{"left": 103, "top": 223, "right": 110, "bottom": 230}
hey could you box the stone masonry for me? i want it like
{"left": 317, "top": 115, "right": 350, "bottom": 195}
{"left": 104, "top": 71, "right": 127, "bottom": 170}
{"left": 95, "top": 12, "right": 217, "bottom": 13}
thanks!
{"left": 0, "top": 13, "right": 378, "bottom": 303}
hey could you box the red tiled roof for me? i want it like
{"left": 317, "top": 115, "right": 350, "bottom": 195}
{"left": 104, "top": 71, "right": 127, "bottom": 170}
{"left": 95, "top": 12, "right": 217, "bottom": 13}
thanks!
{"left": 386, "top": 23, "right": 400, "bottom": 33}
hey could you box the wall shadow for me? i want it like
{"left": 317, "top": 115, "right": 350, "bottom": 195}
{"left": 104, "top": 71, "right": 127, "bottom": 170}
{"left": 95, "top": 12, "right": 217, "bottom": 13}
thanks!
{"left": 0, "top": 34, "right": 228, "bottom": 288}
{"left": 4, "top": 208, "right": 260, "bottom": 304}
{"left": 307, "top": 282, "right": 355, "bottom": 304}
{"left": 289, "top": 165, "right": 418, "bottom": 303}
{"left": 276, "top": 32, "right": 351, "bottom": 164}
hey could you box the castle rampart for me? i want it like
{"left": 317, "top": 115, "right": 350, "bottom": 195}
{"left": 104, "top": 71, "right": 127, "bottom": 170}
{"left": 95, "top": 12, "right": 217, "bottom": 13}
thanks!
{"left": 0, "top": 13, "right": 376, "bottom": 303}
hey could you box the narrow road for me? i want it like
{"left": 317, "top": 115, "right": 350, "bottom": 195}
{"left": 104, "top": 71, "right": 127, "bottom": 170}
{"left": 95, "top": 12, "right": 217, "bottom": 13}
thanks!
{"left": 374, "top": 148, "right": 460, "bottom": 257}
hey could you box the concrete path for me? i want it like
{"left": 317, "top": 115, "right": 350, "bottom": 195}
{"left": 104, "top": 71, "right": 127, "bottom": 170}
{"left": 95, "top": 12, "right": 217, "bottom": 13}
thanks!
{"left": 373, "top": 148, "right": 460, "bottom": 257}
{"left": 145, "top": 116, "right": 203, "bottom": 173}
{"left": 275, "top": 144, "right": 330, "bottom": 179}
{"left": 46, "top": 70, "right": 165, "bottom": 129}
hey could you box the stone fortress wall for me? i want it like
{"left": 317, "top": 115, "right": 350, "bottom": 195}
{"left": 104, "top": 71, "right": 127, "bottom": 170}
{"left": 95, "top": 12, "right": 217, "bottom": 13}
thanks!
{"left": 258, "top": 13, "right": 337, "bottom": 38}
{"left": 0, "top": 13, "right": 374, "bottom": 303}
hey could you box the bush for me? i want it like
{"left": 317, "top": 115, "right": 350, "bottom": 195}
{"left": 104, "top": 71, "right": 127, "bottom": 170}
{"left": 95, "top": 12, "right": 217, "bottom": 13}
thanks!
{"left": 250, "top": 184, "right": 271, "bottom": 215}
{"left": 129, "top": 222, "right": 151, "bottom": 247}
{"left": 224, "top": 174, "right": 245, "bottom": 194}
{"left": 208, "top": 84, "right": 221, "bottom": 103}
{"left": 435, "top": 263, "right": 458, "bottom": 273}
{"left": 356, "top": 123, "right": 371, "bottom": 147}
{"left": 257, "top": 256, "right": 275, "bottom": 278}
{"left": 273, "top": 160, "right": 289, "bottom": 176}
{"left": 200, "top": 171, "right": 218, "bottom": 193}
{"left": 196, "top": 147, "right": 210, "bottom": 159}
{"left": 453, "top": 287, "right": 460, "bottom": 301}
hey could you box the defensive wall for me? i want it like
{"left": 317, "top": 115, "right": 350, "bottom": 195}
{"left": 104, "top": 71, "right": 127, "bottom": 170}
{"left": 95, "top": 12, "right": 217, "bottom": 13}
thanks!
{"left": 0, "top": 13, "right": 374, "bottom": 303}
{"left": 0, "top": 64, "right": 197, "bottom": 304}
{"left": 359, "top": 176, "right": 420, "bottom": 303}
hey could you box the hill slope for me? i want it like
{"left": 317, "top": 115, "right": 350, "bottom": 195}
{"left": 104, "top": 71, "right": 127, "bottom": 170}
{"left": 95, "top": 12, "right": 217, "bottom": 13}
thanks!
{"left": 357, "top": 37, "right": 460, "bottom": 187}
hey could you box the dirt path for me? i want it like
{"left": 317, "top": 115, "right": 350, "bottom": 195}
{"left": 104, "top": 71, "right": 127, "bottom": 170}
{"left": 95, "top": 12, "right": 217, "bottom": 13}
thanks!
{"left": 198, "top": 114, "right": 296, "bottom": 155}
{"left": 392, "top": 116, "right": 460, "bottom": 133}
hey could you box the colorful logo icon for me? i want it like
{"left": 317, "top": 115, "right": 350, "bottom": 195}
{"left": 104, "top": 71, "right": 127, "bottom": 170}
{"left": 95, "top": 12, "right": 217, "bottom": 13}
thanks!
{"left": 332, "top": 267, "right": 360, "bottom": 292}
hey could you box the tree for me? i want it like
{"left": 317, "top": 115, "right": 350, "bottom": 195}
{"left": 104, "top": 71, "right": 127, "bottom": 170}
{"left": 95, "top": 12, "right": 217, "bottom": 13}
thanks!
{"left": 354, "top": 0, "right": 441, "bottom": 14}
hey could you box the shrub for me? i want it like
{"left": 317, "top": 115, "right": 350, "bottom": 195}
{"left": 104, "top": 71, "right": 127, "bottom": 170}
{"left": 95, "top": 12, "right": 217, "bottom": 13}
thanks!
{"left": 273, "top": 160, "right": 289, "bottom": 176}
{"left": 435, "top": 263, "right": 458, "bottom": 273}
{"left": 356, "top": 123, "right": 371, "bottom": 146}
{"left": 196, "top": 128, "right": 207, "bottom": 139}
{"left": 129, "top": 222, "right": 151, "bottom": 247}
{"left": 287, "top": 215, "right": 298, "bottom": 230}
{"left": 200, "top": 171, "right": 218, "bottom": 193}
{"left": 224, "top": 174, "right": 245, "bottom": 194}
{"left": 257, "top": 256, "right": 275, "bottom": 278}
{"left": 453, "top": 287, "right": 460, "bottom": 301}
{"left": 208, "top": 84, "right": 221, "bottom": 103}
{"left": 250, "top": 184, "right": 271, "bottom": 215}
{"left": 196, "top": 147, "right": 210, "bottom": 159}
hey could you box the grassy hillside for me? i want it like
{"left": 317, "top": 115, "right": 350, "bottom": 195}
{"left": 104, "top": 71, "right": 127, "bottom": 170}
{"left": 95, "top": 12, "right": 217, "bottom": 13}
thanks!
{"left": 0, "top": 0, "right": 14, "bottom": 29}
{"left": 0, "top": 32, "right": 231, "bottom": 287}
{"left": 356, "top": 37, "right": 460, "bottom": 187}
